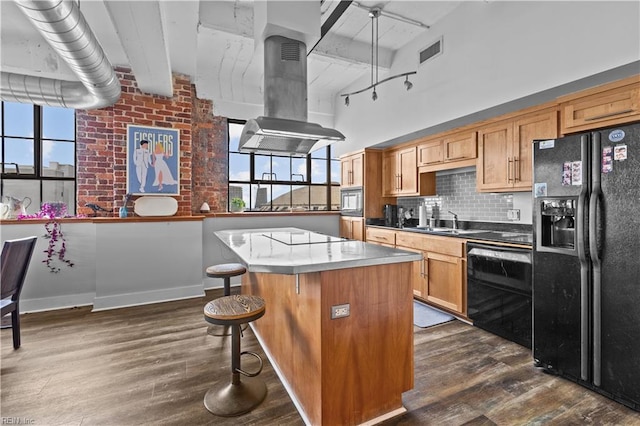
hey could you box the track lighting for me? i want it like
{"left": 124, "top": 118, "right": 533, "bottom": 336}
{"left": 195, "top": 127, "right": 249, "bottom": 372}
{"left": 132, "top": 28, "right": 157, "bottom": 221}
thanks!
{"left": 404, "top": 76, "right": 413, "bottom": 91}
{"left": 339, "top": 7, "right": 417, "bottom": 105}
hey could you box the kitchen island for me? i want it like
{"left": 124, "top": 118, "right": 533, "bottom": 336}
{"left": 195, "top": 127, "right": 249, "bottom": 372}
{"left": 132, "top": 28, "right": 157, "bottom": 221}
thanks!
{"left": 214, "top": 227, "right": 422, "bottom": 425}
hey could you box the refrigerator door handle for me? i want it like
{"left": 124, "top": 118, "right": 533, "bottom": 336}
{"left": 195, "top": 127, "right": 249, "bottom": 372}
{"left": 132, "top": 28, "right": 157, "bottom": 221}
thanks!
{"left": 577, "top": 134, "right": 590, "bottom": 382}
{"left": 590, "top": 132, "right": 603, "bottom": 388}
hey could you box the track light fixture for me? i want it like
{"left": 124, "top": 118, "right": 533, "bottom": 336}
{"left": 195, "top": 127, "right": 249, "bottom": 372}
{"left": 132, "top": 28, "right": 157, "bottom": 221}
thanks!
{"left": 404, "top": 75, "right": 413, "bottom": 91}
{"left": 340, "top": 7, "right": 416, "bottom": 106}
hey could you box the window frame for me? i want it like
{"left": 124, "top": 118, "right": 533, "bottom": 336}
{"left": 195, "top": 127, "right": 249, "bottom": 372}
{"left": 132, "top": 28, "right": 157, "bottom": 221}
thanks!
{"left": 227, "top": 119, "right": 340, "bottom": 212}
{"left": 1, "top": 102, "right": 77, "bottom": 215}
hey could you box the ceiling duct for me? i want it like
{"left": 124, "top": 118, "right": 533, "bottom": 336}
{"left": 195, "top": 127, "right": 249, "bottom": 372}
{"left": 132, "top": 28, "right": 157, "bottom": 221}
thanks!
{"left": 238, "top": 3, "right": 344, "bottom": 157}
{"left": 0, "top": 0, "right": 121, "bottom": 109}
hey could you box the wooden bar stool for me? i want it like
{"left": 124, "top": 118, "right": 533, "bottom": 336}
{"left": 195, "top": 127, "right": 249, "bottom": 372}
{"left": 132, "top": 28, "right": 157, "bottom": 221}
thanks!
{"left": 206, "top": 263, "right": 247, "bottom": 297}
{"left": 205, "top": 263, "right": 248, "bottom": 337}
{"left": 203, "top": 294, "right": 267, "bottom": 417}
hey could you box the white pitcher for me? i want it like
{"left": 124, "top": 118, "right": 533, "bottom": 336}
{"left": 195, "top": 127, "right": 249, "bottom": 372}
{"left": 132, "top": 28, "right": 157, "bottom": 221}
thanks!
{"left": 3, "top": 196, "right": 32, "bottom": 218}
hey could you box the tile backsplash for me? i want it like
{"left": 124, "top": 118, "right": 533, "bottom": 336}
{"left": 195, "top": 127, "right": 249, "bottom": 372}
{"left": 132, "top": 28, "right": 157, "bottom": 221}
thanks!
{"left": 398, "top": 170, "right": 529, "bottom": 223}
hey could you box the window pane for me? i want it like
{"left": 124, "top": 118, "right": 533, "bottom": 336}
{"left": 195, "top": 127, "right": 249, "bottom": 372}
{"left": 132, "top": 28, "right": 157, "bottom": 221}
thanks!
{"left": 271, "top": 184, "right": 291, "bottom": 211}
{"left": 309, "top": 185, "right": 327, "bottom": 210}
{"left": 252, "top": 184, "right": 269, "bottom": 211}
{"left": 42, "top": 180, "right": 76, "bottom": 215}
{"left": 4, "top": 138, "right": 35, "bottom": 174}
{"left": 42, "top": 140, "right": 75, "bottom": 177}
{"left": 229, "top": 183, "right": 249, "bottom": 211}
{"left": 311, "top": 159, "right": 327, "bottom": 184}
{"left": 254, "top": 155, "right": 272, "bottom": 180}
{"left": 42, "top": 106, "right": 75, "bottom": 140}
{"left": 1, "top": 179, "right": 40, "bottom": 216}
{"left": 4, "top": 102, "right": 33, "bottom": 137}
{"left": 229, "top": 152, "right": 250, "bottom": 181}
{"left": 330, "top": 159, "right": 340, "bottom": 184}
{"left": 311, "top": 147, "right": 328, "bottom": 159}
{"left": 330, "top": 185, "right": 340, "bottom": 210}
{"left": 291, "top": 157, "right": 307, "bottom": 182}
{"left": 228, "top": 122, "right": 244, "bottom": 152}
{"left": 291, "top": 185, "right": 310, "bottom": 211}
{"left": 271, "top": 156, "right": 291, "bottom": 182}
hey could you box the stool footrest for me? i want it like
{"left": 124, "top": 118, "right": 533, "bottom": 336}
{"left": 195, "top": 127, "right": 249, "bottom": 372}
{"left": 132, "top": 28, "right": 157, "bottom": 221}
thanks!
{"left": 236, "top": 351, "right": 263, "bottom": 377}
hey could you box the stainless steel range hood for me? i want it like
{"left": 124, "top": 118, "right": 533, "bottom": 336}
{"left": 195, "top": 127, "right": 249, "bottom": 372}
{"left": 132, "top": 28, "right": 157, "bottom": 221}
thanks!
{"left": 239, "top": 35, "right": 344, "bottom": 157}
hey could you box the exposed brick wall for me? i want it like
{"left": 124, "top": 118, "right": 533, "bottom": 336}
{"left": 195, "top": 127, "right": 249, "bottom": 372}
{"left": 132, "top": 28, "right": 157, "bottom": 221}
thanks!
{"left": 76, "top": 68, "right": 228, "bottom": 216}
{"left": 191, "top": 94, "right": 228, "bottom": 212}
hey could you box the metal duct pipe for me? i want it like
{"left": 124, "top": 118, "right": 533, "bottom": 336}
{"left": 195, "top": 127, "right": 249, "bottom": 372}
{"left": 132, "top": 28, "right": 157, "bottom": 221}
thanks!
{"left": 0, "top": 0, "right": 121, "bottom": 109}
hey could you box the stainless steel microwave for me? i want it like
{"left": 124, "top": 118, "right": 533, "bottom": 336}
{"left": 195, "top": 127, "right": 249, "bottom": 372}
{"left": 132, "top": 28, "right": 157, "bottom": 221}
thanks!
{"left": 340, "top": 187, "right": 363, "bottom": 216}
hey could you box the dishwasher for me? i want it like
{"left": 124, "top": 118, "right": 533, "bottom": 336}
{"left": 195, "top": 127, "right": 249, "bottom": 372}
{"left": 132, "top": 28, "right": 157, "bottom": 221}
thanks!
{"left": 467, "top": 242, "right": 532, "bottom": 348}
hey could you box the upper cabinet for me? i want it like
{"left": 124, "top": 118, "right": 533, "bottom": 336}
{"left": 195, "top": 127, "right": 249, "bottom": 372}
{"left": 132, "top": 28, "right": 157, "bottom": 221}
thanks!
{"left": 477, "top": 107, "right": 558, "bottom": 192}
{"left": 340, "top": 151, "right": 364, "bottom": 188}
{"left": 559, "top": 75, "right": 640, "bottom": 135}
{"left": 417, "top": 131, "right": 477, "bottom": 172}
{"left": 383, "top": 146, "right": 418, "bottom": 196}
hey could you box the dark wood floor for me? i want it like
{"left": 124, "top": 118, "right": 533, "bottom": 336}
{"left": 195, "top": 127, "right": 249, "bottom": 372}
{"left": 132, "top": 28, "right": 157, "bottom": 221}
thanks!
{"left": 2, "top": 289, "right": 639, "bottom": 425}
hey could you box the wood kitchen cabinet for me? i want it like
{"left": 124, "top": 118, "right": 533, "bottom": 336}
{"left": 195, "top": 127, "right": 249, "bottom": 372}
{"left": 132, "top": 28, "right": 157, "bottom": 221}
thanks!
{"left": 339, "top": 216, "right": 364, "bottom": 241}
{"left": 417, "top": 131, "right": 477, "bottom": 173}
{"left": 383, "top": 146, "right": 435, "bottom": 197}
{"left": 365, "top": 226, "right": 396, "bottom": 247}
{"left": 339, "top": 149, "right": 388, "bottom": 219}
{"left": 558, "top": 75, "right": 640, "bottom": 134}
{"left": 340, "top": 151, "right": 364, "bottom": 188}
{"left": 477, "top": 107, "right": 558, "bottom": 192}
{"left": 395, "top": 231, "right": 466, "bottom": 315}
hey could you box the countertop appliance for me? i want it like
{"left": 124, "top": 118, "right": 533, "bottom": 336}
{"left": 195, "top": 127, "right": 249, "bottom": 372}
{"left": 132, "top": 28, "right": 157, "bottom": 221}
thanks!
{"left": 532, "top": 123, "right": 640, "bottom": 411}
{"left": 467, "top": 242, "right": 532, "bottom": 348}
{"left": 383, "top": 204, "right": 398, "bottom": 227}
{"left": 340, "top": 187, "right": 363, "bottom": 217}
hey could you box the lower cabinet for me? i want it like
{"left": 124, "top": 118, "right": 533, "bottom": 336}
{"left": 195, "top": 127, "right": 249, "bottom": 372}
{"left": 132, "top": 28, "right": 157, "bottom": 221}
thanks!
{"left": 339, "top": 216, "right": 364, "bottom": 241}
{"left": 394, "top": 230, "right": 466, "bottom": 316}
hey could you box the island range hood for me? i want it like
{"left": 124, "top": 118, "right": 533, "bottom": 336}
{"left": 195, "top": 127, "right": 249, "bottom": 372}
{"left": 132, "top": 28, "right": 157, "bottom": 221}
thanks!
{"left": 238, "top": 35, "right": 345, "bottom": 157}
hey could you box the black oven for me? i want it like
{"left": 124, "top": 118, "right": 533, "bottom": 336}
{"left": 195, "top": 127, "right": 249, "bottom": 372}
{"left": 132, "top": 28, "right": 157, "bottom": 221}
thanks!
{"left": 467, "top": 242, "right": 532, "bottom": 348}
{"left": 340, "top": 187, "right": 363, "bottom": 217}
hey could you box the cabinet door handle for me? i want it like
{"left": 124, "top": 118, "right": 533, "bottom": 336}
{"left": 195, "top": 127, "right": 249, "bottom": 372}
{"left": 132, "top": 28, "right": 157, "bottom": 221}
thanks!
{"left": 507, "top": 157, "right": 513, "bottom": 183}
{"left": 584, "top": 109, "right": 633, "bottom": 121}
{"left": 514, "top": 157, "right": 520, "bottom": 182}
{"left": 420, "top": 256, "right": 425, "bottom": 277}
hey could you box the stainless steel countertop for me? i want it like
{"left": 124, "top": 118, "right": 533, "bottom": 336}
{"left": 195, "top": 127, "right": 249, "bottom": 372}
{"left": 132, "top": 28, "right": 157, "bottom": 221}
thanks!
{"left": 214, "top": 227, "right": 422, "bottom": 275}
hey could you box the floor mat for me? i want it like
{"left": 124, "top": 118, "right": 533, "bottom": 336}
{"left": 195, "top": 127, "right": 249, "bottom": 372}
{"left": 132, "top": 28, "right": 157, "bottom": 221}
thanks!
{"left": 414, "top": 301, "right": 455, "bottom": 328}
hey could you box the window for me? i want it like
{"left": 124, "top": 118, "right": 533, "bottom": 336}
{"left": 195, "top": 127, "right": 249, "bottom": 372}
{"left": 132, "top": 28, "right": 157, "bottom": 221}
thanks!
{"left": 1, "top": 102, "right": 76, "bottom": 216}
{"left": 228, "top": 120, "right": 340, "bottom": 212}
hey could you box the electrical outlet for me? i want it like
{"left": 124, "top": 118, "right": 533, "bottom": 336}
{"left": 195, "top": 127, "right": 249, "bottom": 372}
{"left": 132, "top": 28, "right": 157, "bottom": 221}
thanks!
{"left": 331, "top": 303, "right": 350, "bottom": 319}
{"left": 507, "top": 209, "right": 520, "bottom": 221}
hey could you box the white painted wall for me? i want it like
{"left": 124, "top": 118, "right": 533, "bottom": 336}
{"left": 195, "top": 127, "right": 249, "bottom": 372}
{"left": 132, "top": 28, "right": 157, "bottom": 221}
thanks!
{"left": 333, "top": 1, "right": 640, "bottom": 156}
{"left": 1, "top": 215, "right": 339, "bottom": 312}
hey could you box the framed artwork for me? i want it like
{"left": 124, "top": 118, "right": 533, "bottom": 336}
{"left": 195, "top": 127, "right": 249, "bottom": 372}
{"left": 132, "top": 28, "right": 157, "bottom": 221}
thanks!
{"left": 126, "top": 125, "right": 180, "bottom": 195}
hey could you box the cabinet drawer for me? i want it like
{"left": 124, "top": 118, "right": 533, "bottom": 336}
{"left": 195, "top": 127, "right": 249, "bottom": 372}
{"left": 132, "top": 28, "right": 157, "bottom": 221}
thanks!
{"left": 365, "top": 228, "right": 396, "bottom": 245}
{"left": 559, "top": 77, "right": 640, "bottom": 134}
{"left": 395, "top": 231, "right": 465, "bottom": 257}
{"left": 423, "top": 235, "right": 465, "bottom": 257}
{"left": 396, "top": 231, "right": 428, "bottom": 250}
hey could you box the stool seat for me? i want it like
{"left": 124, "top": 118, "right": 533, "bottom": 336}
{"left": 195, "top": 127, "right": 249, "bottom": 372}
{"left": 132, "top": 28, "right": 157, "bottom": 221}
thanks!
{"left": 206, "top": 263, "right": 246, "bottom": 279}
{"left": 204, "top": 295, "right": 265, "bottom": 326}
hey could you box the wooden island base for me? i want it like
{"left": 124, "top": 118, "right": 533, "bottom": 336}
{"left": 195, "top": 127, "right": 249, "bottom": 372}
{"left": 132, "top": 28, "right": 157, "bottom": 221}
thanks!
{"left": 243, "top": 262, "right": 414, "bottom": 425}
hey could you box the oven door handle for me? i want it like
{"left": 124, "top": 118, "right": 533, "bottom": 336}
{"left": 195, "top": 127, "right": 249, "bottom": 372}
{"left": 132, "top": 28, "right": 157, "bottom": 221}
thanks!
{"left": 468, "top": 248, "right": 531, "bottom": 264}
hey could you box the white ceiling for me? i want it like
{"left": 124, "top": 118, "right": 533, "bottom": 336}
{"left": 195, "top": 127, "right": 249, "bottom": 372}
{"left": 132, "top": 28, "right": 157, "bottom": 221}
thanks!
{"left": 0, "top": 0, "right": 461, "bottom": 119}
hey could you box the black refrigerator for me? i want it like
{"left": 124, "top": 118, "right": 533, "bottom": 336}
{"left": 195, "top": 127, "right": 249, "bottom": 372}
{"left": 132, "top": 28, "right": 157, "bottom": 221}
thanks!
{"left": 532, "top": 122, "right": 640, "bottom": 411}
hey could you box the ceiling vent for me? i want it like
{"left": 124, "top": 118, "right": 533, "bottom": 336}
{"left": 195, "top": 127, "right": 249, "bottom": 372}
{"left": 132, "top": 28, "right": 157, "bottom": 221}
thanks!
{"left": 419, "top": 37, "right": 443, "bottom": 65}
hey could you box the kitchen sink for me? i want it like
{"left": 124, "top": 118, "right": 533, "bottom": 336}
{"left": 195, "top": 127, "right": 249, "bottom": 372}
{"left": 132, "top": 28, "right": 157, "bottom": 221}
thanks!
{"left": 414, "top": 227, "right": 487, "bottom": 235}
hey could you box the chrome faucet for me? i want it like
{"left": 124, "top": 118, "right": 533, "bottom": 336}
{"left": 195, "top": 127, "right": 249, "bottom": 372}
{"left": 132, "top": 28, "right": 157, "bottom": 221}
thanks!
{"left": 448, "top": 210, "right": 459, "bottom": 229}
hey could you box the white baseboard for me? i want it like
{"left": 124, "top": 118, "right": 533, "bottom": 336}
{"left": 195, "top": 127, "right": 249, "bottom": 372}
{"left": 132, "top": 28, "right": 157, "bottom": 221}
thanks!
{"left": 92, "top": 285, "right": 205, "bottom": 311}
{"left": 21, "top": 292, "right": 96, "bottom": 313}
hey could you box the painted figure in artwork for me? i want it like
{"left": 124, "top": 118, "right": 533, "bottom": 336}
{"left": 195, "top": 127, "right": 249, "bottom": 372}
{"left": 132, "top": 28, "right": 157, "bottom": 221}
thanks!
{"left": 133, "top": 140, "right": 152, "bottom": 193}
{"left": 152, "top": 143, "right": 178, "bottom": 191}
